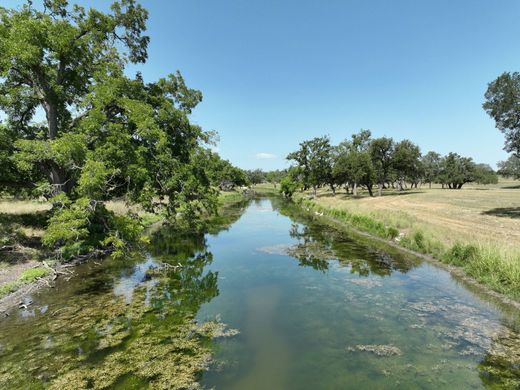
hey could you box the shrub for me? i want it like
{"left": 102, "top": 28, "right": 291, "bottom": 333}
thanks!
{"left": 444, "top": 243, "right": 479, "bottom": 266}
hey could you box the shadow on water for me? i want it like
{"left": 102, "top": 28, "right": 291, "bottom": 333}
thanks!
{"left": 481, "top": 207, "right": 520, "bottom": 219}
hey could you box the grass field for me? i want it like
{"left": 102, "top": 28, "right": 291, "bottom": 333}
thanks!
{"left": 290, "top": 178, "right": 520, "bottom": 299}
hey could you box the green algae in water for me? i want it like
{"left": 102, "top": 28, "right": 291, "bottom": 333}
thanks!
{"left": 1, "top": 197, "right": 520, "bottom": 389}
{"left": 0, "top": 203, "right": 247, "bottom": 390}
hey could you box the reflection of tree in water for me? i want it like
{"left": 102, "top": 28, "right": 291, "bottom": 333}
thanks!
{"left": 270, "top": 195, "right": 418, "bottom": 276}
{"left": 0, "top": 200, "right": 249, "bottom": 390}
{"left": 149, "top": 228, "right": 219, "bottom": 316}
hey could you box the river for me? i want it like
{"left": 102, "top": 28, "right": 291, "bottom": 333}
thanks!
{"left": 0, "top": 197, "right": 519, "bottom": 389}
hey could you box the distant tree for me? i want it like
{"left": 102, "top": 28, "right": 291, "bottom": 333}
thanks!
{"left": 247, "top": 169, "right": 265, "bottom": 186}
{"left": 473, "top": 164, "right": 499, "bottom": 185}
{"left": 265, "top": 170, "right": 285, "bottom": 188}
{"left": 287, "top": 143, "right": 310, "bottom": 190}
{"left": 369, "top": 137, "right": 394, "bottom": 196}
{"left": 202, "top": 150, "right": 248, "bottom": 189}
{"left": 483, "top": 72, "right": 520, "bottom": 156}
{"left": 332, "top": 141, "right": 352, "bottom": 194}
{"left": 392, "top": 140, "right": 421, "bottom": 190}
{"left": 421, "top": 151, "right": 442, "bottom": 188}
{"left": 288, "top": 136, "right": 333, "bottom": 196}
{"left": 334, "top": 130, "right": 375, "bottom": 196}
{"left": 497, "top": 155, "right": 520, "bottom": 179}
{"left": 438, "top": 153, "right": 476, "bottom": 189}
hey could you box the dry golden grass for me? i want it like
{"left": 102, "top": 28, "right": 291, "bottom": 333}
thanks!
{"left": 296, "top": 178, "right": 520, "bottom": 299}
{"left": 0, "top": 199, "right": 51, "bottom": 215}
{"left": 311, "top": 178, "right": 520, "bottom": 251}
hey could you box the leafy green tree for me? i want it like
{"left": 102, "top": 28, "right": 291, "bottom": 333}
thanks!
{"left": 334, "top": 130, "right": 375, "bottom": 196}
{"left": 369, "top": 136, "right": 394, "bottom": 196}
{"left": 473, "top": 164, "right": 498, "bottom": 185}
{"left": 246, "top": 169, "right": 265, "bottom": 187}
{"left": 497, "top": 155, "right": 520, "bottom": 179}
{"left": 421, "top": 151, "right": 442, "bottom": 188}
{"left": 279, "top": 176, "right": 299, "bottom": 199}
{"left": 265, "top": 170, "right": 285, "bottom": 188}
{"left": 0, "top": 1, "right": 219, "bottom": 258}
{"left": 392, "top": 140, "right": 421, "bottom": 190}
{"left": 0, "top": 0, "right": 149, "bottom": 193}
{"left": 438, "top": 153, "right": 476, "bottom": 189}
{"left": 288, "top": 136, "right": 334, "bottom": 196}
{"left": 287, "top": 142, "right": 310, "bottom": 190}
{"left": 483, "top": 72, "right": 520, "bottom": 156}
{"left": 198, "top": 150, "right": 248, "bottom": 190}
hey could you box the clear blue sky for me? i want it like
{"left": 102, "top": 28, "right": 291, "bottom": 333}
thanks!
{"left": 7, "top": 0, "right": 520, "bottom": 169}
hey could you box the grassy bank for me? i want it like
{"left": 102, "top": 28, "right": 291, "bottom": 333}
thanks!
{"left": 293, "top": 179, "right": 520, "bottom": 300}
{"left": 0, "top": 192, "right": 249, "bottom": 304}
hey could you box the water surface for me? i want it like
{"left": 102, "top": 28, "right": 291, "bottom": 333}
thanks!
{"left": 0, "top": 197, "right": 519, "bottom": 389}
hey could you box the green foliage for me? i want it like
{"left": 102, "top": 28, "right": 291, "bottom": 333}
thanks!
{"left": 483, "top": 72, "right": 520, "bottom": 156}
{"left": 444, "top": 243, "right": 479, "bottom": 266}
{"left": 0, "top": 281, "right": 18, "bottom": 298}
{"left": 280, "top": 176, "right": 299, "bottom": 198}
{"left": 246, "top": 169, "right": 265, "bottom": 186}
{"left": 473, "top": 164, "right": 498, "bottom": 185}
{"left": 200, "top": 149, "right": 249, "bottom": 190}
{"left": 0, "top": 1, "right": 235, "bottom": 258}
{"left": 42, "top": 195, "right": 144, "bottom": 260}
{"left": 437, "top": 153, "right": 477, "bottom": 189}
{"left": 392, "top": 139, "right": 422, "bottom": 188}
{"left": 369, "top": 136, "right": 394, "bottom": 188}
{"left": 421, "top": 151, "right": 441, "bottom": 187}
{"left": 0, "top": 267, "right": 50, "bottom": 298}
{"left": 287, "top": 136, "right": 334, "bottom": 193}
{"left": 497, "top": 154, "right": 520, "bottom": 179}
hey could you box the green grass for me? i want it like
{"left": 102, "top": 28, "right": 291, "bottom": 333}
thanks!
{"left": 19, "top": 267, "right": 50, "bottom": 282}
{"left": 0, "top": 266, "right": 50, "bottom": 299}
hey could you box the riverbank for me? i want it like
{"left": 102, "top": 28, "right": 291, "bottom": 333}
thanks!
{"left": 0, "top": 192, "right": 248, "bottom": 313}
{"left": 285, "top": 179, "right": 520, "bottom": 302}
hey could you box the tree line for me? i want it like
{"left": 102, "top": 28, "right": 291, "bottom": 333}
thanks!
{"left": 280, "top": 130, "right": 497, "bottom": 198}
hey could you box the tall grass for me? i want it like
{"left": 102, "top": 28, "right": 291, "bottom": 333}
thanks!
{"left": 298, "top": 197, "right": 520, "bottom": 300}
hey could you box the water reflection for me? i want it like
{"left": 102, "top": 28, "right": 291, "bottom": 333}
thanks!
{"left": 0, "top": 196, "right": 519, "bottom": 389}
{"left": 271, "top": 196, "right": 419, "bottom": 276}
{"left": 0, "top": 199, "right": 248, "bottom": 389}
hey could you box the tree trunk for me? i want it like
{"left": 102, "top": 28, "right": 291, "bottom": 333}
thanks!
{"left": 367, "top": 184, "right": 374, "bottom": 197}
{"left": 353, "top": 182, "right": 358, "bottom": 196}
{"left": 429, "top": 181, "right": 432, "bottom": 189}
{"left": 331, "top": 185, "right": 336, "bottom": 195}
{"left": 313, "top": 185, "right": 317, "bottom": 197}
{"left": 378, "top": 182, "right": 383, "bottom": 197}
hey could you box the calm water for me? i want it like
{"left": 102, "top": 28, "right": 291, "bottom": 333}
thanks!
{"left": 0, "top": 197, "right": 519, "bottom": 389}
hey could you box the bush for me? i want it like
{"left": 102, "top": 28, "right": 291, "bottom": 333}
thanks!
{"left": 444, "top": 243, "right": 479, "bottom": 266}
{"left": 280, "top": 177, "right": 299, "bottom": 199}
